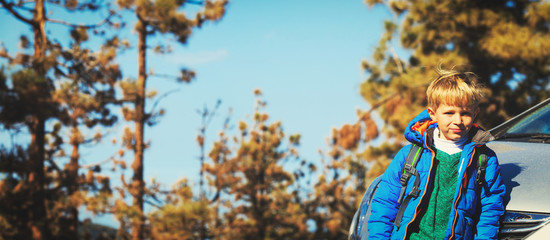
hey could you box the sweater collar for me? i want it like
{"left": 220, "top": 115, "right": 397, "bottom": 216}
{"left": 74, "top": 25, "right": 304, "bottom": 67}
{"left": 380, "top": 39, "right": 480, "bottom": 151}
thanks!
{"left": 433, "top": 128, "right": 467, "bottom": 155}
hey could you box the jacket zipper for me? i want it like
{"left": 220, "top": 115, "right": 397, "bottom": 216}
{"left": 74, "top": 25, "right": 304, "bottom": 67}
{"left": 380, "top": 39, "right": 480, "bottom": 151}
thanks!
{"left": 449, "top": 147, "right": 477, "bottom": 239}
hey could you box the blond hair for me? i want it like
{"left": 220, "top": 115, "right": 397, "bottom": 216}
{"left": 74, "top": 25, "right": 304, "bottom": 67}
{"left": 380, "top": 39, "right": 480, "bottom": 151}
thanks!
{"left": 427, "top": 68, "right": 484, "bottom": 110}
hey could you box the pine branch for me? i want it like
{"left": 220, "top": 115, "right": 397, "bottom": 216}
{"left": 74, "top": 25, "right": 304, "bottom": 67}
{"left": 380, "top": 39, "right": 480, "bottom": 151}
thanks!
{"left": 16, "top": 0, "right": 35, "bottom": 5}
{"left": 187, "top": 0, "right": 205, "bottom": 5}
{"left": 210, "top": 191, "right": 220, "bottom": 203}
{"left": 197, "top": 100, "right": 222, "bottom": 198}
{"left": 144, "top": 199, "right": 162, "bottom": 209}
{"left": 47, "top": 11, "right": 116, "bottom": 29}
{"left": 150, "top": 73, "right": 179, "bottom": 80}
{"left": 46, "top": 157, "right": 63, "bottom": 174}
{"left": 363, "top": 81, "right": 429, "bottom": 115}
{"left": 80, "top": 153, "right": 117, "bottom": 169}
{"left": 389, "top": 45, "right": 404, "bottom": 74}
{"left": 148, "top": 88, "right": 180, "bottom": 115}
{"left": 0, "top": 0, "right": 34, "bottom": 25}
{"left": 11, "top": 2, "right": 34, "bottom": 12}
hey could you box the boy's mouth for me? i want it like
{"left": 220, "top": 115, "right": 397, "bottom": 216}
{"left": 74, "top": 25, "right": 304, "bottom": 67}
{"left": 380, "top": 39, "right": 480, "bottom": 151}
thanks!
{"left": 450, "top": 128, "right": 463, "bottom": 133}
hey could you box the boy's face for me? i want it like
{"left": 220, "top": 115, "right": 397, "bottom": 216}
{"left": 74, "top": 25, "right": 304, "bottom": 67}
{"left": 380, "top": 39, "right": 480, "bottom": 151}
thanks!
{"left": 428, "top": 104, "right": 479, "bottom": 141}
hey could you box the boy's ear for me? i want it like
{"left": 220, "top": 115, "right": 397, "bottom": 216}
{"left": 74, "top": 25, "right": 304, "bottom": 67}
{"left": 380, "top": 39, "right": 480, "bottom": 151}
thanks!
{"left": 428, "top": 107, "right": 437, "bottom": 121}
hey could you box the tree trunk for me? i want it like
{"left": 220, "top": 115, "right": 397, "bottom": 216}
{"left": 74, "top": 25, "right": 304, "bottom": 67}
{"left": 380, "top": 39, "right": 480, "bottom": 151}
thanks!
{"left": 28, "top": 0, "right": 50, "bottom": 238}
{"left": 28, "top": 117, "right": 48, "bottom": 239}
{"left": 131, "top": 17, "right": 147, "bottom": 240}
{"left": 66, "top": 124, "right": 81, "bottom": 240}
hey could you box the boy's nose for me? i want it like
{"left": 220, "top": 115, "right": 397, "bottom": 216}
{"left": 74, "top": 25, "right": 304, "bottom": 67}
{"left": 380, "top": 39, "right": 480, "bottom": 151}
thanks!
{"left": 452, "top": 114, "right": 462, "bottom": 124}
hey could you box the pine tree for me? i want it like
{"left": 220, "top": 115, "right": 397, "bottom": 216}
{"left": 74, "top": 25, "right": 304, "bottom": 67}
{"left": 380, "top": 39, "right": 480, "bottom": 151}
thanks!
{"left": 202, "top": 90, "right": 311, "bottom": 239}
{"left": 308, "top": 110, "right": 391, "bottom": 239}
{"left": 0, "top": 0, "right": 120, "bottom": 238}
{"left": 362, "top": 0, "right": 550, "bottom": 132}
{"left": 52, "top": 32, "right": 122, "bottom": 239}
{"left": 0, "top": 0, "right": 52, "bottom": 237}
{"left": 113, "top": 0, "right": 227, "bottom": 238}
{"left": 148, "top": 179, "right": 214, "bottom": 240}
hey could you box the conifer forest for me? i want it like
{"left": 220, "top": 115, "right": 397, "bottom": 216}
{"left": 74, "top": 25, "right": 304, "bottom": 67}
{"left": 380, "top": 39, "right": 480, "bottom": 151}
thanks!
{"left": 1, "top": 0, "right": 549, "bottom": 239}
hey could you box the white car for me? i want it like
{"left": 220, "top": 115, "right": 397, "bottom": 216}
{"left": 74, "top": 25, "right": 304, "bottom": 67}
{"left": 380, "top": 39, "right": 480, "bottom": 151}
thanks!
{"left": 488, "top": 98, "right": 550, "bottom": 239}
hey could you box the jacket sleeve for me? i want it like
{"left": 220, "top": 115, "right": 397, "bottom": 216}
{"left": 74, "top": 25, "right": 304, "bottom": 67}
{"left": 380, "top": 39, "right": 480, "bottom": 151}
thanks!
{"left": 367, "top": 145, "right": 410, "bottom": 239}
{"left": 475, "top": 149, "right": 506, "bottom": 239}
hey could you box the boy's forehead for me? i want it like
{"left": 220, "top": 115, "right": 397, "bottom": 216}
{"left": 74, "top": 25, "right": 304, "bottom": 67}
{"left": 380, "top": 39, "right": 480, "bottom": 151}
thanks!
{"left": 435, "top": 103, "right": 477, "bottom": 111}
{"left": 438, "top": 96, "right": 476, "bottom": 106}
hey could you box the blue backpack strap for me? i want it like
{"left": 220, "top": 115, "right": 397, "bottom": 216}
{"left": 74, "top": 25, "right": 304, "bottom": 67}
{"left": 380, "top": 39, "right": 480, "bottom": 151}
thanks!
{"left": 476, "top": 146, "right": 488, "bottom": 187}
{"left": 394, "top": 143, "right": 423, "bottom": 229}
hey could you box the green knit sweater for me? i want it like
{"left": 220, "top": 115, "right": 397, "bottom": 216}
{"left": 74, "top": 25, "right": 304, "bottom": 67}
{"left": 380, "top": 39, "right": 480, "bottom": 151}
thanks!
{"left": 409, "top": 149, "right": 461, "bottom": 240}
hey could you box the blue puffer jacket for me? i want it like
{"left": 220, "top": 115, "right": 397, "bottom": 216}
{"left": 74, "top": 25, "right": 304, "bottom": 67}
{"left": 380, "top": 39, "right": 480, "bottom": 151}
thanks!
{"left": 367, "top": 110, "right": 506, "bottom": 240}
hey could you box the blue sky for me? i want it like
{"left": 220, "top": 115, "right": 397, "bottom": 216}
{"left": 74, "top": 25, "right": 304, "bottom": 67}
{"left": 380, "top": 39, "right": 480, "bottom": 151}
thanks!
{"left": 136, "top": 1, "right": 392, "bottom": 186}
{"left": 1, "top": 0, "right": 393, "bottom": 224}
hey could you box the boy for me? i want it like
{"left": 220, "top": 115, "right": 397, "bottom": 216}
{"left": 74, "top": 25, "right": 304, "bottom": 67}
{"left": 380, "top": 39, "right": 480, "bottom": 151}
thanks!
{"left": 367, "top": 69, "right": 506, "bottom": 239}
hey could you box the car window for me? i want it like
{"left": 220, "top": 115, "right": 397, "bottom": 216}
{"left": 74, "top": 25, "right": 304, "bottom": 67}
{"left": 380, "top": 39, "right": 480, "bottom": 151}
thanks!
{"left": 506, "top": 103, "right": 550, "bottom": 135}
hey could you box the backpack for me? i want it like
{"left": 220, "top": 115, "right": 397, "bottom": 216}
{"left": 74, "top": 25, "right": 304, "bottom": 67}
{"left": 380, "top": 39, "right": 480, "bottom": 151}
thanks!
{"left": 348, "top": 144, "right": 488, "bottom": 240}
